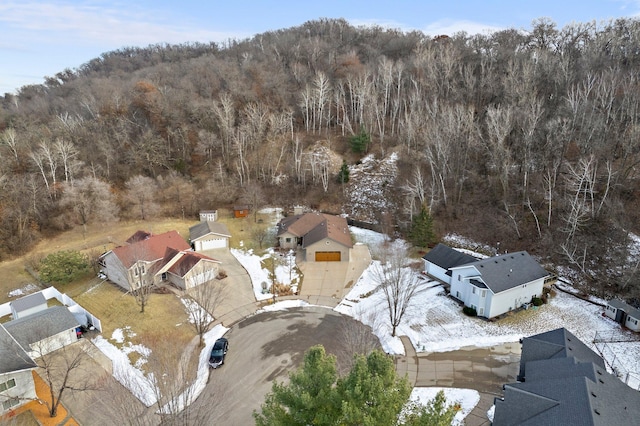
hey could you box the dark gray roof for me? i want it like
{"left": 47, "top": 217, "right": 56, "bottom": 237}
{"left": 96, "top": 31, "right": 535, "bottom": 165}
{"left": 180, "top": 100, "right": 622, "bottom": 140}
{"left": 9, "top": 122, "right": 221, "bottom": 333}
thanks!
{"left": 422, "top": 243, "right": 477, "bottom": 269}
{"left": 189, "top": 221, "right": 231, "bottom": 241}
{"left": 495, "top": 365, "right": 640, "bottom": 425}
{"left": 4, "top": 306, "right": 79, "bottom": 351}
{"left": 518, "top": 328, "right": 605, "bottom": 380}
{"left": 10, "top": 291, "right": 46, "bottom": 313}
{"left": 461, "top": 251, "right": 549, "bottom": 294}
{"left": 608, "top": 299, "right": 640, "bottom": 319}
{"left": 0, "top": 324, "right": 36, "bottom": 374}
{"left": 494, "top": 327, "right": 640, "bottom": 426}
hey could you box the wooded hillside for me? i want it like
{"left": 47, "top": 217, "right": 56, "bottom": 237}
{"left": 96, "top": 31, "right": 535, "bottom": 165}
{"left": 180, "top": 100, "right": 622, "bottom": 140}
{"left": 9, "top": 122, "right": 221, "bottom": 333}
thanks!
{"left": 2, "top": 17, "right": 640, "bottom": 300}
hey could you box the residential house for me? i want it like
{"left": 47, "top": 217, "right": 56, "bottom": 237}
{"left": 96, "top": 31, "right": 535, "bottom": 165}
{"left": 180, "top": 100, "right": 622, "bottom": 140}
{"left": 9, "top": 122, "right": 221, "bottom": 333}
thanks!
{"left": 493, "top": 328, "right": 640, "bottom": 425}
{"left": 199, "top": 210, "right": 218, "bottom": 222}
{"left": 155, "top": 248, "right": 221, "bottom": 290}
{"left": 422, "top": 243, "right": 477, "bottom": 284}
{"left": 233, "top": 205, "right": 249, "bottom": 218}
{"left": 605, "top": 299, "right": 640, "bottom": 332}
{"left": 10, "top": 292, "right": 47, "bottom": 320}
{"left": 99, "top": 230, "right": 191, "bottom": 291}
{"left": 3, "top": 306, "right": 79, "bottom": 358}
{"left": 448, "top": 251, "right": 549, "bottom": 318}
{"left": 0, "top": 324, "right": 37, "bottom": 414}
{"left": 189, "top": 221, "right": 231, "bottom": 251}
{"left": 276, "top": 213, "right": 352, "bottom": 261}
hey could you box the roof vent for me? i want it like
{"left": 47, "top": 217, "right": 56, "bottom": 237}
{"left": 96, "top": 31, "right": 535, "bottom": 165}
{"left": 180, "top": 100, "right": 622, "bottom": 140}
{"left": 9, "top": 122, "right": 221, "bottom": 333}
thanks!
{"left": 594, "top": 409, "right": 601, "bottom": 415}
{"left": 591, "top": 392, "right": 597, "bottom": 397}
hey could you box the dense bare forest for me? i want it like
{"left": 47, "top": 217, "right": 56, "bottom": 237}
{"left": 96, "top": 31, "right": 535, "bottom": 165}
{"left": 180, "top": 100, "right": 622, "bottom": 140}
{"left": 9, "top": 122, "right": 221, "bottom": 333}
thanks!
{"left": 2, "top": 17, "right": 640, "bottom": 299}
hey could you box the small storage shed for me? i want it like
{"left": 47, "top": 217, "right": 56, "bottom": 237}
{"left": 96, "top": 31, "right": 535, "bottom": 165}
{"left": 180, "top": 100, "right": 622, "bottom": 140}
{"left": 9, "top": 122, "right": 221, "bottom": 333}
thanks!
{"left": 10, "top": 292, "right": 47, "bottom": 320}
{"left": 233, "top": 205, "right": 249, "bottom": 218}
{"left": 199, "top": 210, "right": 218, "bottom": 222}
{"left": 605, "top": 299, "right": 640, "bottom": 332}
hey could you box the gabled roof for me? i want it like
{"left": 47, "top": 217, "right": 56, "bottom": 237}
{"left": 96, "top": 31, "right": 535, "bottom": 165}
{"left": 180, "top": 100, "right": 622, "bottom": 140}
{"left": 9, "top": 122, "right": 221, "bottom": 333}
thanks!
{"left": 111, "top": 230, "right": 190, "bottom": 268}
{"left": 454, "top": 251, "right": 548, "bottom": 294}
{"left": 11, "top": 291, "right": 46, "bottom": 313}
{"left": 277, "top": 213, "right": 352, "bottom": 248}
{"left": 422, "top": 243, "right": 477, "bottom": 270}
{"left": 494, "top": 328, "right": 640, "bottom": 426}
{"left": 167, "top": 251, "right": 220, "bottom": 278}
{"left": 607, "top": 299, "right": 640, "bottom": 319}
{"left": 4, "top": 306, "right": 79, "bottom": 351}
{"left": 126, "top": 230, "right": 151, "bottom": 244}
{"left": 0, "top": 324, "right": 36, "bottom": 374}
{"left": 518, "top": 328, "right": 605, "bottom": 381}
{"left": 189, "top": 221, "right": 231, "bottom": 241}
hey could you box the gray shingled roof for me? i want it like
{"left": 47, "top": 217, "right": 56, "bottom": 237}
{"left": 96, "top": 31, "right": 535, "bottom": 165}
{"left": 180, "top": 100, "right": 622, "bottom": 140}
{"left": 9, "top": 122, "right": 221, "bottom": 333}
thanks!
{"left": 0, "top": 324, "right": 36, "bottom": 374}
{"left": 10, "top": 291, "right": 46, "bottom": 313}
{"left": 464, "top": 251, "right": 548, "bottom": 294}
{"left": 494, "top": 327, "right": 640, "bottom": 425}
{"left": 421, "top": 243, "right": 477, "bottom": 270}
{"left": 608, "top": 299, "right": 640, "bottom": 319}
{"left": 4, "top": 306, "right": 79, "bottom": 351}
{"left": 189, "top": 221, "right": 231, "bottom": 241}
{"left": 518, "top": 328, "right": 605, "bottom": 381}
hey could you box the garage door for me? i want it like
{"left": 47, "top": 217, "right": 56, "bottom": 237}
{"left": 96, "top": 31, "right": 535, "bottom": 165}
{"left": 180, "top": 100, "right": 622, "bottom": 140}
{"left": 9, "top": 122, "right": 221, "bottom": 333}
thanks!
{"left": 200, "top": 238, "right": 227, "bottom": 250}
{"left": 315, "top": 251, "right": 341, "bottom": 261}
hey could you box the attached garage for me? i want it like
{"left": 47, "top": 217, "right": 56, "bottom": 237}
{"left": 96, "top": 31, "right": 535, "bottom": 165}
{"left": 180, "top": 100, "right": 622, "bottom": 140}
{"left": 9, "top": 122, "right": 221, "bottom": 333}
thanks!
{"left": 315, "top": 251, "right": 341, "bottom": 261}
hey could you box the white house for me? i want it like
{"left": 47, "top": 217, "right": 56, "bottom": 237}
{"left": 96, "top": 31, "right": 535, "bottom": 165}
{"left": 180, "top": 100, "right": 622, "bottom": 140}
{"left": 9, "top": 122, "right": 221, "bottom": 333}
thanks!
{"left": 3, "top": 306, "right": 79, "bottom": 359}
{"left": 0, "top": 324, "right": 37, "bottom": 414}
{"left": 422, "top": 243, "right": 478, "bottom": 284}
{"left": 189, "top": 221, "right": 231, "bottom": 251}
{"left": 448, "top": 251, "right": 549, "bottom": 319}
{"left": 276, "top": 213, "right": 352, "bottom": 261}
{"left": 605, "top": 299, "right": 640, "bottom": 332}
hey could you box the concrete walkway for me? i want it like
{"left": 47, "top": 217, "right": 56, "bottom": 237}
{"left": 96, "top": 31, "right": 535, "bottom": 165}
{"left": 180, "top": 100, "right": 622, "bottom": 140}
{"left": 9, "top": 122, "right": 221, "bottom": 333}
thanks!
{"left": 396, "top": 336, "right": 502, "bottom": 426}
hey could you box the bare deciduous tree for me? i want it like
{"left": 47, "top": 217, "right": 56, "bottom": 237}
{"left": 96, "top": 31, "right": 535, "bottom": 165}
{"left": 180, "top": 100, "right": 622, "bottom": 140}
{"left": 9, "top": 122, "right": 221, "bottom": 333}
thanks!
{"left": 125, "top": 175, "right": 160, "bottom": 221}
{"left": 371, "top": 242, "right": 421, "bottom": 337}
{"left": 183, "top": 278, "right": 227, "bottom": 347}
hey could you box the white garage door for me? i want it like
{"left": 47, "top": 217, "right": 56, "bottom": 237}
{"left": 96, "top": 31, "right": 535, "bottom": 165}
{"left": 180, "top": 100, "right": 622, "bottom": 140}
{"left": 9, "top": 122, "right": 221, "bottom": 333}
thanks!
{"left": 199, "top": 238, "right": 227, "bottom": 250}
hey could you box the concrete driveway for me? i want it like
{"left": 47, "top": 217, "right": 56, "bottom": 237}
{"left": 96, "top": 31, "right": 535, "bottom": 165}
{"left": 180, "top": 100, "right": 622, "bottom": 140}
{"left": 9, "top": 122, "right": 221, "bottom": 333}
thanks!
{"left": 200, "top": 248, "right": 258, "bottom": 326}
{"left": 296, "top": 244, "right": 371, "bottom": 304}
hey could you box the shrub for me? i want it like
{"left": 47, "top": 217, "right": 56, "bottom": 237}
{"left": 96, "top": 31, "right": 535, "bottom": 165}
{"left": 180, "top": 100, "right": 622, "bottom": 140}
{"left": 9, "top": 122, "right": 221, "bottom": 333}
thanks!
{"left": 531, "top": 297, "right": 544, "bottom": 306}
{"left": 39, "top": 250, "right": 90, "bottom": 285}
{"left": 463, "top": 306, "right": 477, "bottom": 316}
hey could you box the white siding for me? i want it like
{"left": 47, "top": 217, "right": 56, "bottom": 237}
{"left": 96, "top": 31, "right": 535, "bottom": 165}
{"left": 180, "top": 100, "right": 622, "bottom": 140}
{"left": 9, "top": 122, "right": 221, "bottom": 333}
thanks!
{"left": 0, "top": 370, "right": 36, "bottom": 414}
{"left": 195, "top": 235, "right": 228, "bottom": 250}
{"left": 625, "top": 315, "right": 640, "bottom": 332}
{"left": 101, "top": 252, "right": 130, "bottom": 290}
{"left": 278, "top": 232, "right": 298, "bottom": 249}
{"left": 423, "top": 261, "right": 450, "bottom": 284}
{"left": 29, "top": 328, "right": 77, "bottom": 358}
{"left": 486, "top": 279, "right": 545, "bottom": 318}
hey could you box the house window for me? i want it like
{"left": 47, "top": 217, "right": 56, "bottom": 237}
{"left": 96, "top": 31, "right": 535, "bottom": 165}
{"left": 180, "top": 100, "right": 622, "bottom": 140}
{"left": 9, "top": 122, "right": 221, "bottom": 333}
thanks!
{"left": 140, "top": 264, "right": 145, "bottom": 274}
{"left": 2, "top": 397, "right": 19, "bottom": 410}
{"left": 0, "top": 378, "right": 16, "bottom": 392}
{"left": 286, "top": 238, "right": 291, "bottom": 243}
{"left": 481, "top": 290, "right": 486, "bottom": 297}
{"left": 472, "top": 287, "right": 476, "bottom": 294}
{"left": 457, "top": 275, "right": 461, "bottom": 281}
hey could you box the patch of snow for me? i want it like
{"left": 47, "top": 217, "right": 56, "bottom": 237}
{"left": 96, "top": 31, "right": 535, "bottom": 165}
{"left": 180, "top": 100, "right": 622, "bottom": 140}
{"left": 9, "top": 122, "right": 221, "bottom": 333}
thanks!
{"left": 158, "top": 324, "right": 228, "bottom": 414}
{"left": 487, "top": 405, "right": 495, "bottom": 422}
{"left": 231, "top": 247, "right": 300, "bottom": 301}
{"left": 8, "top": 283, "right": 39, "bottom": 298}
{"left": 93, "top": 335, "right": 157, "bottom": 407}
{"left": 181, "top": 298, "right": 214, "bottom": 325}
{"left": 408, "top": 387, "right": 480, "bottom": 426}
{"left": 111, "top": 328, "right": 125, "bottom": 344}
{"left": 257, "top": 300, "right": 310, "bottom": 312}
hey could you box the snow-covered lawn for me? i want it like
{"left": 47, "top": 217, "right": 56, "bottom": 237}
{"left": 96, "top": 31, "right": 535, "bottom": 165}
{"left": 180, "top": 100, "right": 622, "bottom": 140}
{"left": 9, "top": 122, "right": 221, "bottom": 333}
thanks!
{"left": 231, "top": 247, "right": 299, "bottom": 301}
{"left": 407, "top": 387, "right": 480, "bottom": 426}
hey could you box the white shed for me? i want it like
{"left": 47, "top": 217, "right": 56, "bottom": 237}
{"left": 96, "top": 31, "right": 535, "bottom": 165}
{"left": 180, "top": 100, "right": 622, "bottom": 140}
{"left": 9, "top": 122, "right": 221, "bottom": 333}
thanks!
{"left": 10, "top": 292, "right": 47, "bottom": 319}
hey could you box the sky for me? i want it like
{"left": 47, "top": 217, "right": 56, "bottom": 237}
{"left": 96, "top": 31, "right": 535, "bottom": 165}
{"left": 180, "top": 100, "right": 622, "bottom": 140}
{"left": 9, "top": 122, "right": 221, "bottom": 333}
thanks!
{"left": 1, "top": 1, "right": 639, "bottom": 95}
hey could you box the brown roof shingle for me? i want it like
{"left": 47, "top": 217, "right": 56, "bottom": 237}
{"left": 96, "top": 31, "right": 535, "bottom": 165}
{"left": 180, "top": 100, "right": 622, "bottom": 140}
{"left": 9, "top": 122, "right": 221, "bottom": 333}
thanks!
{"left": 113, "top": 230, "right": 190, "bottom": 268}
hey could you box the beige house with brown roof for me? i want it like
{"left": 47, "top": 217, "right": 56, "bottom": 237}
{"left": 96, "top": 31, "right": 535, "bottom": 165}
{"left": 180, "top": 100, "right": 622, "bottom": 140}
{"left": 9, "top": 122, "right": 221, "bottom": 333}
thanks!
{"left": 276, "top": 213, "right": 353, "bottom": 261}
{"left": 155, "top": 248, "right": 221, "bottom": 290}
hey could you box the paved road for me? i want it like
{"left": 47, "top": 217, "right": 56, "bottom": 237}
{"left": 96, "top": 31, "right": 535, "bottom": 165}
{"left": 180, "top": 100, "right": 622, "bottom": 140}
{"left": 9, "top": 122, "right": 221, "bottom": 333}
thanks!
{"left": 187, "top": 306, "right": 379, "bottom": 425}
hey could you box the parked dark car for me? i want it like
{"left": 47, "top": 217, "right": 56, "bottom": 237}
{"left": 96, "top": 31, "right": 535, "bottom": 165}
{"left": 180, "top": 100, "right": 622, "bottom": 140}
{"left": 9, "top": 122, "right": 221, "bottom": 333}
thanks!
{"left": 209, "top": 337, "right": 228, "bottom": 368}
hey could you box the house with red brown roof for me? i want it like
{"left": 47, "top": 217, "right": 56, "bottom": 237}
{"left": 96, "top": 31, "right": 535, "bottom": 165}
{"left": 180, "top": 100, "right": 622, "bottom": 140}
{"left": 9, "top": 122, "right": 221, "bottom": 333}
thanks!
{"left": 155, "top": 248, "right": 221, "bottom": 290}
{"left": 99, "top": 230, "right": 192, "bottom": 291}
{"left": 276, "top": 213, "right": 353, "bottom": 261}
